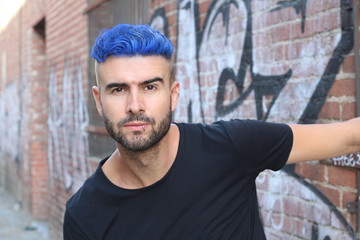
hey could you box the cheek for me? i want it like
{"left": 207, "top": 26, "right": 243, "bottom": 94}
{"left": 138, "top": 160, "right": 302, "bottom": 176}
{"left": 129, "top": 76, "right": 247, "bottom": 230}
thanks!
{"left": 150, "top": 98, "right": 171, "bottom": 117}
{"left": 159, "top": 95, "right": 172, "bottom": 109}
{"left": 101, "top": 98, "right": 126, "bottom": 117}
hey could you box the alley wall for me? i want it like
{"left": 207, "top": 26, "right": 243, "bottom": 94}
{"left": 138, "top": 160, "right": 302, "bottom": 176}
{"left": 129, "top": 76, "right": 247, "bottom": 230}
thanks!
{"left": 0, "top": 0, "right": 359, "bottom": 239}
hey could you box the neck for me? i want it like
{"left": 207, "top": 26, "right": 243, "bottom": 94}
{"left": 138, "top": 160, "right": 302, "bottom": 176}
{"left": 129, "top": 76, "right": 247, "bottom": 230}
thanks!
{"left": 120, "top": 139, "right": 161, "bottom": 169}
{"left": 102, "top": 124, "right": 179, "bottom": 189}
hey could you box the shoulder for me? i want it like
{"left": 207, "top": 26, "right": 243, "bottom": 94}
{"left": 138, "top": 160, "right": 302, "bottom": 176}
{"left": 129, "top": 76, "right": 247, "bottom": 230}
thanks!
{"left": 175, "top": 120, "right": 234, "bottom": 133}
{"left": 175, "top": 121, "right": 228, "bottom": 139}
{"left": 63, "top": 169, "right": 103, "bottom": 239}
{"left": 66, "top": 174, "right": 96, "bottom": 210}
{"left": 177, "top": 119, "right": 292, "bottom": 153}
{"left": 174, "top": 120, "right": 255, "bottom": 148}
{"left": 66, "top": 157, "right": 110, "bottom": 210}
{"left": 175, "top": 119, "right": 290, "bottom": 134}
{"left": 214, "top": 119, "right": 292, "bottom": 138}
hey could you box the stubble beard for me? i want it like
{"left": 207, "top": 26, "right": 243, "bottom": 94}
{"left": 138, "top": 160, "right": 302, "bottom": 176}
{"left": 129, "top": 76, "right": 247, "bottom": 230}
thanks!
{"left": 103, "top": 108, "right": 172, "bottom": 153}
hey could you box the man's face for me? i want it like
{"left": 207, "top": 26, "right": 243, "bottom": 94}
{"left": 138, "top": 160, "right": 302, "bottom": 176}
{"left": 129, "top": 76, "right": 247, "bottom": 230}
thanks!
{"left": 93, "top": 56, "right": 179, "bottom": 152}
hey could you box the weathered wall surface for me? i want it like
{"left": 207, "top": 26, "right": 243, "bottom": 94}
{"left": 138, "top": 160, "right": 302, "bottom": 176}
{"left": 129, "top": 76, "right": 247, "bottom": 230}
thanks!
{"left": 0, "top": 0, "right": 48, "bottom": 220}
{"left": 149, "top": 0, "right": 358, "bottom": 239}
{"left": 0, "top": 0, "right": 90, "bottom": 239}
{"left": 0, "top": 0, "right": 359, "bottom": 239}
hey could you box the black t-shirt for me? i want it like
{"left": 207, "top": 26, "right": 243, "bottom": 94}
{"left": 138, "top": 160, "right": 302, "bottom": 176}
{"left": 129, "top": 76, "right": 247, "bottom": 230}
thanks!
{"left": 64, "top": 120, "right": 293, "bottom": 240}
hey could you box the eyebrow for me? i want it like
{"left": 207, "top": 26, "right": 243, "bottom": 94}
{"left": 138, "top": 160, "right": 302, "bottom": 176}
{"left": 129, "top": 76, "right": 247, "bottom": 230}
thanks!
{"left": 105, "top": 77, "right": 164, "bottom": 91}
{"left": 140, "top": 77, "right": 164, "bottom": 86}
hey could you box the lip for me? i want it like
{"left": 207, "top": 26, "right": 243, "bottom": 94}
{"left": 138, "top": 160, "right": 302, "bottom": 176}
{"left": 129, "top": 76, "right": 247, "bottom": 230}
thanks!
{"left": 123, "top": 122, "right": 150, "bottom": 131}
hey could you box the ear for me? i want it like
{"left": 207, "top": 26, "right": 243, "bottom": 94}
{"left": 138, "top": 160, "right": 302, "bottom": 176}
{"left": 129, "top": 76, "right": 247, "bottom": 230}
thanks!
{"left": 92, "top": 86, "right": 103, "bottom": 117}
{"left": 170, "top": 81, "right": 180, "bottom": 111}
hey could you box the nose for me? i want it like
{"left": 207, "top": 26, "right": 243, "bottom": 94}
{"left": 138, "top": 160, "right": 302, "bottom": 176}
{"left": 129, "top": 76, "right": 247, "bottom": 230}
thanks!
{"left": 125, "top": 91, "right": 145, "bottom": 115}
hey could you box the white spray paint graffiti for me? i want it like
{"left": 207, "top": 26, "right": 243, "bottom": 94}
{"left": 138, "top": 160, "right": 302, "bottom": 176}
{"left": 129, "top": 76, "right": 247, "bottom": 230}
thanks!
{"left": 330, "top": 152, "right": 360, "bottom": 168}
{"left": 0, "top": 82, "right": 20, "bottom": 160}
{"left": 173, "top": 0, "right": 203, "bottom": 123}
{"left": 47, "top": 57, "right": 91, "bottom": 193}
{"left": 150, "top": 0, "right": 356, "bottom": 238}
{"left": 252, "top": 0, "right": 342, "bottom": 123}
{"left": 18, "top": 74, "right": 31, "bottom": 179}
{"left": 0, "top": 59, "right": 31, "bottom": 186}
{"left": 257, "top": 170, "right": 353, "bottom": 239}
{"left": 198, "top": 0, "right": 252, "bottom": 122}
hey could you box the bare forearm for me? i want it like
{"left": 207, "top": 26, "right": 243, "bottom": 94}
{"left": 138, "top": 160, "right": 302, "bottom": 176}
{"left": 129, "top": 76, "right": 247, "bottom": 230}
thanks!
{"left": 287, "top": 117, "right": 360, "bottom": 164}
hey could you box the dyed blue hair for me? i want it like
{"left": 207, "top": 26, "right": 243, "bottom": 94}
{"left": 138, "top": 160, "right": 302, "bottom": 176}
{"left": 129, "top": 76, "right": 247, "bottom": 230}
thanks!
{"left": 91, "top": 24, "right": 174, "bottom": 62}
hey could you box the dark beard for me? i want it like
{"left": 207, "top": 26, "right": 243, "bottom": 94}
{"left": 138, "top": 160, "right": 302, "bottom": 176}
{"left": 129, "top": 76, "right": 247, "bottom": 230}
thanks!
{"left": 103, "top": 110, "right": 172, "bottom": 152}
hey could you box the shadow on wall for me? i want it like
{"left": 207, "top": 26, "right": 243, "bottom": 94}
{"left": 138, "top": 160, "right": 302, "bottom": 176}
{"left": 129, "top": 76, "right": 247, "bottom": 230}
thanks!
{"left": 150, "top": 0, "right": 355, "bottom": 239}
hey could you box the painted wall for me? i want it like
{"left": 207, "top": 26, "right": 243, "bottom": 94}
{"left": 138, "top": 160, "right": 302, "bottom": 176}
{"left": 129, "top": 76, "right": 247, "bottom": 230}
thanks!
{"left": 0, "top": 0, "right": 90, "bottom": 239}
{"left": 46, "top": 2, "right": 89, "bottom": 239}
{"left": 0, "top": 0, "right": 358, "bottom": 239}
{"left": 149, "top": 0, "right": 358, "bottom": 239}
{"left": 0, "top": 0, "right": 48, "bottom": 219}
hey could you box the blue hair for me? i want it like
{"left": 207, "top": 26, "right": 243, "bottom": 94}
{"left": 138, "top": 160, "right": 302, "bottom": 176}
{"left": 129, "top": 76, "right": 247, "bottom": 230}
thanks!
{"left": 91, "top": 24, "right": 174, "bottom": 62}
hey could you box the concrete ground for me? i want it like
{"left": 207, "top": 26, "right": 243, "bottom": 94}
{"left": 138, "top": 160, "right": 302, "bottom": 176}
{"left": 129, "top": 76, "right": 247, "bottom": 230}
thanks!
{"left": 0, "top": 187, "right": 49, "bottom": 240}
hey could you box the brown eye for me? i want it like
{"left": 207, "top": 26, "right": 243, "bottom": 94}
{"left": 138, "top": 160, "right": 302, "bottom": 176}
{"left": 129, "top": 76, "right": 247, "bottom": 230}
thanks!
{"left": 113, "top": 87, "right": 124, "bottom": 93}
{"left": 145, "top": 85, "right": 156, "bottom": 91}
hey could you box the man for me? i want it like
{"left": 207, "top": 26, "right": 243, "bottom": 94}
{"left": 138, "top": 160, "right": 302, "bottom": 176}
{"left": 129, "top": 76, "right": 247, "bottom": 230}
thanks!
{"left": 63, "top": 24, "right": 360, "bottom": 239}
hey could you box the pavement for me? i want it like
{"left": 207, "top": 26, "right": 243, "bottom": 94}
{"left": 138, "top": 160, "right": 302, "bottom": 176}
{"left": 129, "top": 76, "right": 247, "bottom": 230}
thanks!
{"left": 0, "top": 187, "right": 49, "bottom": 240}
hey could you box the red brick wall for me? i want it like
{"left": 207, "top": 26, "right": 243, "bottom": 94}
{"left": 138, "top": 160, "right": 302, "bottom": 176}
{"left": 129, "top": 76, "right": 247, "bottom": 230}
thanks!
{"left": 149, "top": 0, "right": 358, "bottom": 239}
{"left": 0, "top": 0, "right": 89, "bottom": 239}
{"left": 0, "top": 0, "right": 359, "bottom": 239}
{"left": 46, "top": 1, "right": 89, "bottom": 239}
{"left": 0, "top": 0, "right": 48, "bottom": 219}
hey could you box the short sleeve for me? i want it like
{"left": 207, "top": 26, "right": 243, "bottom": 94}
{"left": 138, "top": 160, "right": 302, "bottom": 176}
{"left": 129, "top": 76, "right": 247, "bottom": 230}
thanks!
{"left": 218, "top": 119, "right": 293, "bottom": 174}
{"left": 63, "top": 207, "right": 89, "bottom": 240}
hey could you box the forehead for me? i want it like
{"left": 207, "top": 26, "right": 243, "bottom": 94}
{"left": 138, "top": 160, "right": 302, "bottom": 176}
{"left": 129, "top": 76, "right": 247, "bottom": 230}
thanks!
{"left": 96, "top": 55, "right": 172, "bottom": 85}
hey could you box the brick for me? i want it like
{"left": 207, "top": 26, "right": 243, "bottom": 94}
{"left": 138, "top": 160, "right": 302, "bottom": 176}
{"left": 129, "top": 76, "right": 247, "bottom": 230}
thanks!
{"left": 167, "top": 12, "right": 177, "bottom": 29}
{"left": 318, "top": 101, "right": 340, "bottom": 120}
{"left": 2, "top": 0, "right": 359, "bottom": 239}
{"left": 283, "top": 197, "right": 301, "bottom": 217}
{"left": 313, "top": 183, "right": 341, "bottom": 207}
{"left": 328, "top": 78, "right": 356, "bottom": 97}
{"left": 341, "top": 102, "right": 356, "bottom": 120}
{"left": 271, "top": 213, "right": 292, "bottom": 233}
{"left": 342, "top": 55, "right": 355, "bottom": 74}
{"left": 296, "top": 162, "right": 326, "bottom": 182}
{"left": 327, "top": 166, "right": 356, "bottom": 188}
{"left": 293, "top": 219, "right": 312, "bottom": 239}
{"left": 342, "top": 190, "right": 357, "bottom": 209}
